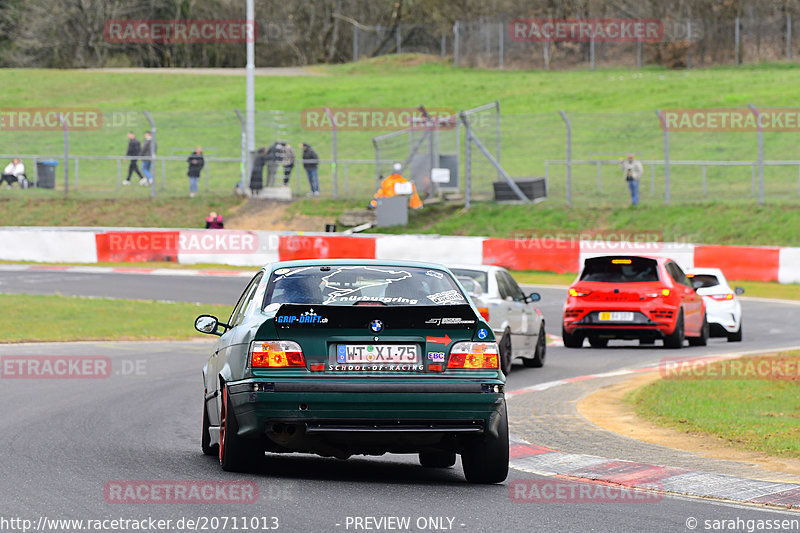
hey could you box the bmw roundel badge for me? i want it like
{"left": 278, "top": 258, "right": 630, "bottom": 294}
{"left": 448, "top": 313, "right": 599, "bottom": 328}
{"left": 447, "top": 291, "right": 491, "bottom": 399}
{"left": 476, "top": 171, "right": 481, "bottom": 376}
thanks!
{"left": 477, "top": 328, "right": 488, "bottom": 340}
{"left": 370, "top": 320, "right": 383, "bottom": 333}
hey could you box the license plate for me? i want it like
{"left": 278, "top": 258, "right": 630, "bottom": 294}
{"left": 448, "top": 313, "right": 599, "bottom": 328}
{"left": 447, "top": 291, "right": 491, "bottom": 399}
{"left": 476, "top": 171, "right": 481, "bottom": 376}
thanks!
{"left": 599, "top": 311, "right": 634, "bottom": 321}
{"left": 336, "top": 344, "right": 419, "bottom": 364}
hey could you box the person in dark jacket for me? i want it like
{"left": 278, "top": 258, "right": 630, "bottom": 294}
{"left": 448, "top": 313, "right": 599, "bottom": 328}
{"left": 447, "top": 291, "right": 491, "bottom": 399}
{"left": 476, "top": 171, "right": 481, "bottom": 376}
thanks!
{"left": 300, "top": 142, "right": 319, "bottom": 196}
{"left": 205, "top": 211, "right": 224, "bottom": 229}
{"left": 140, "top": 130, "right": 157, "bottom": 185}
{"left": 123, "top": 132, "right": 143, "bottom": 185}
{"left": 265, "top": 141, "right": 283, "bottom": 187}
{"left": 249, "top": 147, "right": 267, "bottom": 194}
{"left": 187, "top": 147, "right": 205, "bottom": 198}
{"left": 282, "top": 143, "right": 295, "bottom": 186}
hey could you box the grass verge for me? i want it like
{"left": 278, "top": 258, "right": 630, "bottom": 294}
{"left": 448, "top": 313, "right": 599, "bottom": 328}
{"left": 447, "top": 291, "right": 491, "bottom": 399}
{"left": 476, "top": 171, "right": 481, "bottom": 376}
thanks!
{"left": 627, "top": 352, "right": 800, "bottom": 458}
{"left": 2, "top": 294, "right": 228, "bottom": 342}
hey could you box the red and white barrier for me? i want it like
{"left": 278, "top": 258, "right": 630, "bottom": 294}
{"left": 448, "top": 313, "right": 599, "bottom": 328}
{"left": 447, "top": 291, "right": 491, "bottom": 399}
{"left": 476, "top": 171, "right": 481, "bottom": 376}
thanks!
{"left": 0, "top": 227, "right": 797, "bottom": 283}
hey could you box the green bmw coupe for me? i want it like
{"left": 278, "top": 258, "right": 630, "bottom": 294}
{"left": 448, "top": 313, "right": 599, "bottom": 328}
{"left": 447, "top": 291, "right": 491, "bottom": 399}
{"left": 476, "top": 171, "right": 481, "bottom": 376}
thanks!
{"left": 195, "top": 259, "right": 508, "bottom": 484}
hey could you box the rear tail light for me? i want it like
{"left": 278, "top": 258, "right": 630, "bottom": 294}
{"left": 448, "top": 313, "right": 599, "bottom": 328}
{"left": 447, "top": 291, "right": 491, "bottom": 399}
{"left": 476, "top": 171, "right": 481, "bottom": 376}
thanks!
{"left": 569, "top": 288, "right": 592, "bottom": 297}
{"left": 708, "top": 293, "right": 734, "bottom": 301}
{"left": 477, "top": 307, "right": 490, "bottom": 321}
{"left": 645, "top": 289, "right": 671, "bottom": 298}
{"left": 447, "top": 342, "right": 499, "bottom": 369}
{"left": 250, "top": 341, "right": 306, "bottom": 368}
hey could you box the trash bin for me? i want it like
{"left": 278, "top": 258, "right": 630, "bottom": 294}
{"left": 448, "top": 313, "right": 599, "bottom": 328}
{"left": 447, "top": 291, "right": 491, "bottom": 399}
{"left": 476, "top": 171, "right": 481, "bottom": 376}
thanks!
{"left": 36, "top": 160, "right": 59, "bottom": 189}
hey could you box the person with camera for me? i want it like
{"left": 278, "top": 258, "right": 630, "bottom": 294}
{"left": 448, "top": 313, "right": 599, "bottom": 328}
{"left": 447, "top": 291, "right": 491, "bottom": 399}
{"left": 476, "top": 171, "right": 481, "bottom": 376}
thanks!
{"left": 620, "top": 153, "right": 643, "bottom": 206}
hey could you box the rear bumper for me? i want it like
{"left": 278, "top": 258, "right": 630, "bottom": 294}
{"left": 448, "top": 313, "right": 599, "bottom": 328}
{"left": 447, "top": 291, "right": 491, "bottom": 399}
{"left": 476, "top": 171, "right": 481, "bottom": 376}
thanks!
{"left": 705, "top": 301, "right": 741, "bottom": 334}
{"left": 566, "top": 325, "right": 668, "bottom": 340}
{"left": 227, "top": 378, "right": 505, "bottom": 443}
{"left": 563, "top": 307, "right": 677, "bottom": 338}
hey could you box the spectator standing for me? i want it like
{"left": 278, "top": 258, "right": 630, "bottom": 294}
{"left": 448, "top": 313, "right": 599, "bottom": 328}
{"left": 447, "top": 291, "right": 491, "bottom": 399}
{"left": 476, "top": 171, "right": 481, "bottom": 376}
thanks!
{"left": 282, "top": 143, "right": 295, "bottom": 186}
{"left": 264, "top": 141, "right": 283, "bottom": 187}
{"left": 0, "top": 158, "right": 26, "bottom": 188}
{"left": 249, "top": 147, "right": 267, "bottom": 194}
{"left": 301, "top": 142, "right": 319, "bottom": 196}
{"left": 123, "top": 132, "right": 143, "bottom": 185}
{"left": 620, "top": 153, "right": 643, "bottom": 206}
{"left": 187, "top": 147, "right": 205, "bottom": 199}
{"left": 206, "top": 211, "right": 224, "bottom": 229}
{"left": 140, "top": 131, "right": 157, "bottom": 185}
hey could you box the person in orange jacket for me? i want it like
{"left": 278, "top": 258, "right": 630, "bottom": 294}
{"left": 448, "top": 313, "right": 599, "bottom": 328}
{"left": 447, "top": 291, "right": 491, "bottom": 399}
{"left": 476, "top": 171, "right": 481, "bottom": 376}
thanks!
{"left": 368, "top": 163, "right": 423, "bottom": 210}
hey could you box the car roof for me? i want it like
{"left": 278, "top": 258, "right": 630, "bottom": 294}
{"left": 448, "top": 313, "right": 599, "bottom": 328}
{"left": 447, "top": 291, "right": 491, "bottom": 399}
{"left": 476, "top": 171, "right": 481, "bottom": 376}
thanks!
{"left": 686, "top": 267, "right": 724, "bottom": 276}
{"left": 583, "top": 255, "right": 670, "bottom": 264}
{"left": 261, "top": 258, "right": 453, "bottom": 272}
{"left": 447, "top": 263, "right": 503, "bottom": 273}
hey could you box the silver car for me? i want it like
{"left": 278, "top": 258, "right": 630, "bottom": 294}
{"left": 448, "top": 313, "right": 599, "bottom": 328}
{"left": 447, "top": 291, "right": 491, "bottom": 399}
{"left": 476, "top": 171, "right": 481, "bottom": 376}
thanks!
{"left": 449, "top": 264, "right": 546, "bottom": 374}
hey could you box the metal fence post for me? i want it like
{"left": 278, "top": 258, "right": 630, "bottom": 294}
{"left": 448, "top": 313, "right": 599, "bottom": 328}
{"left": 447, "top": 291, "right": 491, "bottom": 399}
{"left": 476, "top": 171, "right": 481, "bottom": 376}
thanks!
{"left": 590, "top": 33, "right": 595, "bottom": 70}
{"left": 686, "top": 20, "right": 692, "bottom": 69}
{"left": 58, "top": 113, "right": 69, "bottom": 197}
{"left": 234, "top": 109, "right": 247, "bottom": 189}
{"left": 498, "top": 22, "right": 504, "bottom": 68}
{"left": 396, "top": 25, "right": 402, "bottom": 54}
{"left": 748, "top": 104, "right": 764, "bottom": 204}
{"left": 544, "top": 39, "right": 550, "bottom": 70}
{"left": 441, "top": 34, "right": 446, "bottom": 57}
{"left": 324, "top": 107, "right": 338, "bottom": 198}
{"left": 735, "top": 16, "right": 740, "bottom": 65}
{"left": 453, "top": 22, "right": 459, "bottom": 66}
{"left": 460, "top": 112, "right": 472, "bottom": 210}
{"left": 788, "top": 14, "right": 793, "bottom": 60}
{"left": 353, "top": 25, "right": 358, "bottom": 61}
{"left": 143, "top": 111, "right": 156, "bottom": 199}
{"left": 74, "top": 158, "right": 79, "bottom": 189}
{"left": 656, "top": 110, "right": 670, "bottom": 205}
{"left": 558, "top": 111, "right": 572, "bottom": 206}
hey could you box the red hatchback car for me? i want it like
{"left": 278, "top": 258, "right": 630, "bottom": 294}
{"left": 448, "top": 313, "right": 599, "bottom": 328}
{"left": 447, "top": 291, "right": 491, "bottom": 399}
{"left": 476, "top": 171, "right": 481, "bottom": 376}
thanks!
{"left": 562, "top": 255, "right": 708, "bottom": 349}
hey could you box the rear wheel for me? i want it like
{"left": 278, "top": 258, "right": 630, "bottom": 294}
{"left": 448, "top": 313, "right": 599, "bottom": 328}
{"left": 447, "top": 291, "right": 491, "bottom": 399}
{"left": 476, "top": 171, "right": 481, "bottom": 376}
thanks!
{"left": 201, "top": 396, "right": 218, "bottom": 456}
{"left": 663, "top": 311, "right": 685, "bottom": 349}
{"left": 462, "top": 404, "right": 509, "bottom": 484}
{"left": 419, "top": 451, "right": 456, "bottom": 468}
{"left": 523, "top": 324, "right": 546, "bottom": 368}
{"left": 727, "top": 321, "right": 743, "bottom": 342}
{"left": 562, "top": 326, "right": 584, "bottom": 348}
{"left": 219, "top": 386, "right": 263, "bottom": 472}
{"left": 498, "top": 330, "right": 513, "bottom": 375}
{"left": 688, "top": 314, "right": 709, "bottom": 346}
{"left": 588, "top": 337, "right": 608, "bottom": 348}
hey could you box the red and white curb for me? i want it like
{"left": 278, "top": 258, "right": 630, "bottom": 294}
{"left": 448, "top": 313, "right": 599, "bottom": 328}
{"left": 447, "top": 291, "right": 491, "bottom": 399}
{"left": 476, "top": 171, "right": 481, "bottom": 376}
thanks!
{"left": 507, "top": 348, "right": 800, "bottom": 509}
{"left": 508, "top": 439, "right": 800, "bottom": 509}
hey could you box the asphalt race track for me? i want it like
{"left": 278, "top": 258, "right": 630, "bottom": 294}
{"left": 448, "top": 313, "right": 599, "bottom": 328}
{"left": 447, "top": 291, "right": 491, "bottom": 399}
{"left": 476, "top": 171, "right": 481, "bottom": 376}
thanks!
{"left": 2, "top": 269, "right": 799, "bottom": 532}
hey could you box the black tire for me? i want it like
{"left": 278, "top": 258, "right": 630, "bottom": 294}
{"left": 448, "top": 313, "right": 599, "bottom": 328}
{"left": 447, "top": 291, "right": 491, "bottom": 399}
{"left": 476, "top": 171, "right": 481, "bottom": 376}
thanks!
{"left": 588, "top": 336, "right": 609, "bottom": 348}
{"left": 688, "top": 314, "right": 709, "bottom": 346}
{"left": 462, "top": 402, "right": 509, "bottom": 484}
{"left": 202, "top": 396, "right": 218, "bottom": 456}
{"left": 219, "top": 386, "right": 263, "bottom": 472}
{"left": 498, "top": 330, "right": 513, "bottom": 375}
{"left": 419, "top": 451, "right": 457, "bottom": 468}
{"left": 663, "top": 311, "right": 685, "bottom": 349}
{"left": 523, "top": 323, "right": 546, "bottom": 368}
{"left": 727, "top": 321, "right": 743, "bottom": 342}
{"left": 562, "top": 326, "right": 584, "bottom": 348}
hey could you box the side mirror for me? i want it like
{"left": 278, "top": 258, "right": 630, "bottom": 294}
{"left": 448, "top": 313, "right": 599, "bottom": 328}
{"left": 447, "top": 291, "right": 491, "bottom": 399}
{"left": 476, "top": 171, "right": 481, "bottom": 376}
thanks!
{"left": 734, "top": 286, "right": 745, "bottom": 295}
{"left": 195, "top": 314, "right": 222, "bottom": 336}
{"left": 528, "top": 292, "right": 541, "bottom": 303}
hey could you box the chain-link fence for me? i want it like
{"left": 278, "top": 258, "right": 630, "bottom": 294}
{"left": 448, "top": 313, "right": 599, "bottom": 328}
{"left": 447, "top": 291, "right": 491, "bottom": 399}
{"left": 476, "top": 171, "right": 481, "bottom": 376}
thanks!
{"left": 348, "top": 16, "right": 800, "bottom": 69}
{"left": 4, "top": 106, "right": 800, "bottom": 206}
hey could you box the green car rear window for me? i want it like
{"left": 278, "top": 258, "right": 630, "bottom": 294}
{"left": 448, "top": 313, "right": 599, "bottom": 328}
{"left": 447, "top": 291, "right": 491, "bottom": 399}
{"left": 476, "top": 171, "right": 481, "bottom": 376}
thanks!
{"left": 264, "top": 265, "right": 467, "bottom": 306}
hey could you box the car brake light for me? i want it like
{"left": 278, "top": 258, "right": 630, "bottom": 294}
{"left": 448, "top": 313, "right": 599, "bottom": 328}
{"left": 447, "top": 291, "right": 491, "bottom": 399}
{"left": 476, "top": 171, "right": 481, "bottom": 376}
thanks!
{"left": 611, "top": 259, "right": 632, "bottom": 264}
{"left": 708, "top": 293, "right": 734, "bottom": 301}
{"left": 250, "top": 341, "right": 306, "bottom": 368}
{"left": 569, "top": 288, "right": 591, "bottom": 297}
{"left": 447, "top": 342, "right": 499, "bottom": 369}
{"left": 477, "top": 307, "right": 490, "bottom": 320}
{"left": 645, "top": 289, "right": 670, "bottom": 298}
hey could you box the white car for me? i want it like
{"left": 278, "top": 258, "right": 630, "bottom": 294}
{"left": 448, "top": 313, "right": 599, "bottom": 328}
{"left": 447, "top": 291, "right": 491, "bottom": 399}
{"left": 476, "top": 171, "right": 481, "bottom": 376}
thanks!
{"left": 686, "top": 268, "right": 743, "bottom": 342}
{"left": 449, "top": 264, "right": 546, "bottom": 373}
